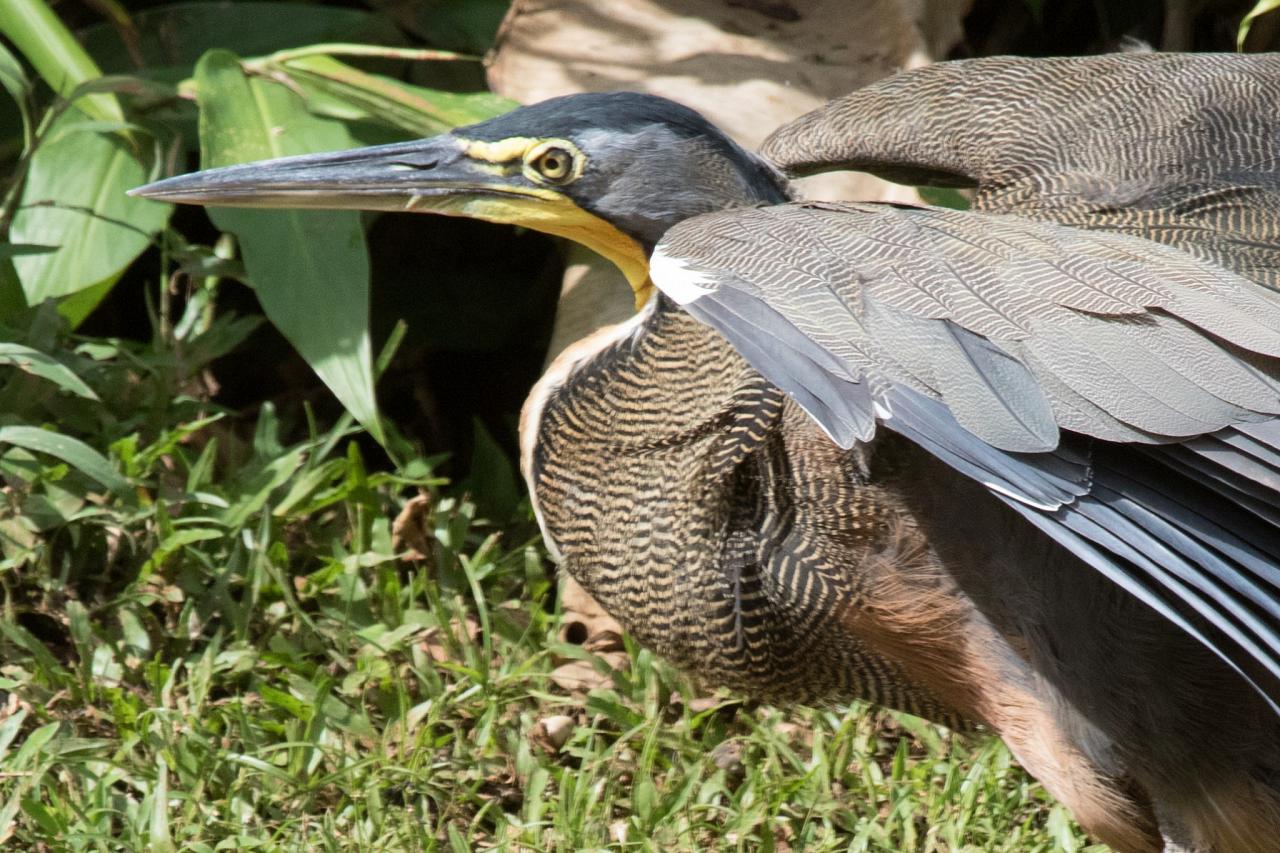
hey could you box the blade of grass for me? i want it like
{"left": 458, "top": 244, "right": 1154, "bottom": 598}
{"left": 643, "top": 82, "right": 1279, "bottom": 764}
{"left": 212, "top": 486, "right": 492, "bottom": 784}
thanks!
{"left": 0, "top": 342, "right": 98, "bottom": 399}
{"left": 0, "top": 0, "right": 125, "bottom": 126}
{"left": 1239, "top": 0, "right": 1280, "bottom": 48}
{"left": 0, "top": 424, "right": 129, "bottom": 495}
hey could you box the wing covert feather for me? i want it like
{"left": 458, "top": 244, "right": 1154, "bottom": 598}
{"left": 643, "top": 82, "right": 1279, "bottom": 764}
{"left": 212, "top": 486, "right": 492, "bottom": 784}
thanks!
{"left": 652, "top": 202, "right": 1280, "bottom": 452}
{"left": 650, "top": 200, "right": 1280, "bottom": 705}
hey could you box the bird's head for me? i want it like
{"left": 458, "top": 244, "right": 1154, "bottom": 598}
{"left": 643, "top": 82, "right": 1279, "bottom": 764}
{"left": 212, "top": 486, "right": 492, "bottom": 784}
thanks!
{"left": 132, "top": 92, "right": 791, "bottom": 306}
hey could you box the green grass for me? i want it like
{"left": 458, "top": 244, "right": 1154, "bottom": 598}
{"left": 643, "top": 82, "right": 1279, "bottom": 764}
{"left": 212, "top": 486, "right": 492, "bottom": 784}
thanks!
{"left": 0, "top": 340, "right": 1103, "bottom": 851}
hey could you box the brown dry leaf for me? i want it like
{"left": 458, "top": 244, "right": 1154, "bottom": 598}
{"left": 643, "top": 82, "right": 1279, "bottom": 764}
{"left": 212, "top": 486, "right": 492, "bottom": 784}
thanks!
{"left": 420, "top": 615, "right": 480, "bottom": 663}
{"left": 550, "top": 577, "right": 630, "bottom": 692}
{"left": 774, "top": 721, "right": 801, "bottom": 739}
{"left": 582, "top": 629, "right": 625, "bottom": 654}
{"left": 687, "top": 696, "right": 727, "bottom": 714}
{"left": 478, "top": 769, "right": 524, "bottom": 812}
{"left": 391, "top": 492, "right": 434, "bottom": 564}
{"left": 774, "top": 719, "right": 816, "bottom": 749}
{"left": 529, "top": 713, "right": 576, "bottom": 753}
{"left": 612, "top": 747, "right": 636, "bottom": 784}
{"left": 711, "top": 739, "right": 746, "bottom": 787}
{"left": 550, "top": 659, "right": 612, "bottom": 692}
{"left": 558, "top": 574, "right": 623, "bottom": 646}
{"left": 597, "top": 651, "right": 629, "bottom": 672}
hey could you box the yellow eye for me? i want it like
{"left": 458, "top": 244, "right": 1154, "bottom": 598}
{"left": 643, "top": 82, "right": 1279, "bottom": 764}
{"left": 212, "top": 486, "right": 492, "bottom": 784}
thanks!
{"left": 530, "top": 146, "right": 576, "bottom": 182}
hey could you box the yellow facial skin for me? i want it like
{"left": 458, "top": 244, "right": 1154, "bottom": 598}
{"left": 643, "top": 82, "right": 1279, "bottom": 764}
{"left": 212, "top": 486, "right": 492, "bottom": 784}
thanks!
{"left": 451, "top": 136, "right": 655, "bottom": 308}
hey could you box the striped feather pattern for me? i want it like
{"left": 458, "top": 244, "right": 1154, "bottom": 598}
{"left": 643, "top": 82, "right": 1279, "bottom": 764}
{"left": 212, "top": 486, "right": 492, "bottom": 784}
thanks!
{"left": 761, "top": 53, "right": 1280, "bottom": 290}
{"left": 652, "top": 197, "right": 1280, "bottom": 707}
{"left": 637, "top": 52, "right": 1280, "bottom": 716}
{"left": 529, "top": 298, "right": 970, "bottom": 725}
{"left": 655, "top": 202, "right": 1280, "bottom": 452}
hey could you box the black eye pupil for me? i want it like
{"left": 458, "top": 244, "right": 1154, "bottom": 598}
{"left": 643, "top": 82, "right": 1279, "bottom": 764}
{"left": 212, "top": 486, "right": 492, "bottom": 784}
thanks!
{"left": 536, "top": 148, "right": 572, "bottom": 180}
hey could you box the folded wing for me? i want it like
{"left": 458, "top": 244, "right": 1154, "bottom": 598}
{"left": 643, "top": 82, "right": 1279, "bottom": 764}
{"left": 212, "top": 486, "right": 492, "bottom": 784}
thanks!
{"left": 650, "top": 200, "right": 1280, "bottom": 705}
{"left": 761, "top": 53, "right": 1280, "bottom": 290}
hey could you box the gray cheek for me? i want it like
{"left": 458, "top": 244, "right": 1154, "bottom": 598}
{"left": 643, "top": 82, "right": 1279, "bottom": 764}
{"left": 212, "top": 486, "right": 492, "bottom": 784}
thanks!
{"left": 587, "top": 168, "right": 761, "bottom": 245}
{"left": 573, "top": 127, "right": 779, "bottom": 244}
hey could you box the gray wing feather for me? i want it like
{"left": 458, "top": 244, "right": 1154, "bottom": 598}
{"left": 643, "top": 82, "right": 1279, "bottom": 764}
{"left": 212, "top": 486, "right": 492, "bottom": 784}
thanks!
{"left": 651, "top": 200, "right": 1280, "bottom": 707}
{"left": 1009, "top": 497, "right": 1280, "bottom": 715}
{"left": 1128, "top": 315, "right": 1280, "bottom": 410}
{"left": 1020, "top": 317, "right": 1267, "bottom": 435}
{"left": 653, "top": 202, "right": 1280, "bottom": 451}
{"left": 1152, "top": 444, "right": 1280, "bottom": 530}
{"left": 1185, "top": 434, "right": 1280, "bottom": 493}
{"left": 682, "top": 286, "right": 876, "bottom": 448}
{"left": 860, "top": 299, "right": 1059, "bottom": 450}
{"left": 1015, "top": 367, "right": 1168, "bottom": 444}
{"left": 878, "top": 387, "right": 1089, "bottom": 510}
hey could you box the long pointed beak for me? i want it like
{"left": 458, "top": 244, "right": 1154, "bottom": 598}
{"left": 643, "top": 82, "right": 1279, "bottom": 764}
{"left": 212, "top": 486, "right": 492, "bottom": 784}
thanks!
{"left": 130, "top": 135, "right": 523, "bottom": 212}
{"left": 135, "top": 130, "right": 657, "bottom": 302}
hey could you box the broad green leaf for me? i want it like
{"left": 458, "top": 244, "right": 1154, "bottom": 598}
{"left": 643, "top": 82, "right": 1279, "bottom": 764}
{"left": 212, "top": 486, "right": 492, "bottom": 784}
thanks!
{"left": 149, "top": 759, "right": 175, "bottom": 853}
{"left": 0, "top": 40, "right": 32, "bottom": 145}
{"left": 10, "top": 721, "right": 59, "bottom": 768}
{"left": 195, "top": 50, "right": 382, "bottom": 443}
{"left": 56, "top": 275, "right": 119, "bottom": 329}
{"left": 916, "top": 186, "right": 971, "bottom": 210}
{"left": 10, "top": 111, "right": 172, "bottom": 302}
{"left": 0, "top": 261, "right": 26, "bottom": 323}
{"left": 1239, "top": 0, "right": 1280, "bottom": 48}
{"left": 0, "top": 342, "right": 98, "bottom": 399}
{"left": 0, "top": 425, "right": 129, "bottom": 495}
{"left": 0, "top": 0, "right": 124, "bottom": 125}
{"left": 280, "top": 54, "right": 513, "bottom": 136}
{"left": 0, "top": 708, "right": 26, "bottom": 763}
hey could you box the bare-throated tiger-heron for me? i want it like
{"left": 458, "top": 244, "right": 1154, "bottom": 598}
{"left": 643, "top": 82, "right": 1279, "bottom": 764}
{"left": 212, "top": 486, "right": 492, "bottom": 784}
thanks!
{"left": 135, "top": 52, "right": 1280, "bottom": 852}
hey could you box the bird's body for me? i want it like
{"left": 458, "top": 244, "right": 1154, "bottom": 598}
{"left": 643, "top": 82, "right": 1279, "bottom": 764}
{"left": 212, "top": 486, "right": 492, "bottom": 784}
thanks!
{"left": 526, "top": 276, "right": 1280, "bottom": 853}
{"left": 136, "top": 52, "right": 1280, "bottom": 851}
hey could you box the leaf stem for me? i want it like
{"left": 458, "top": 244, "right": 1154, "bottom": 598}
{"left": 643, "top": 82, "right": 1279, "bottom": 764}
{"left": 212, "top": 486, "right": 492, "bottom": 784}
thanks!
{"left": 246, "top": 43, "right": 478, "bottom": 72}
